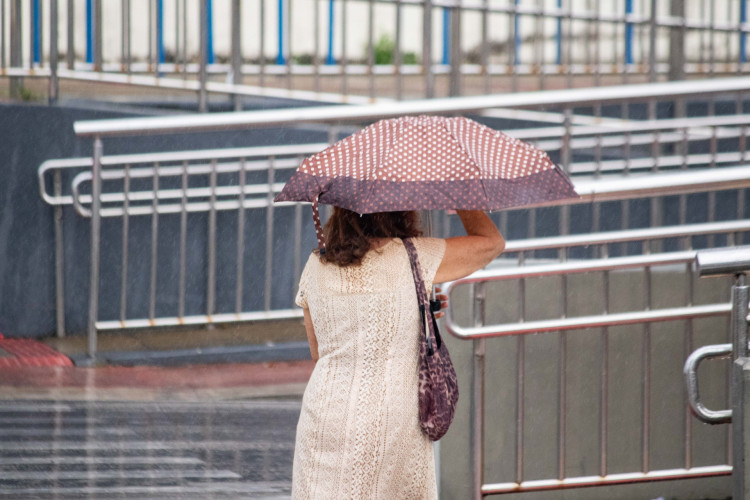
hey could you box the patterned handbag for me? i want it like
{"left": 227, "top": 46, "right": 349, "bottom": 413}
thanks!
{"left": 402, "top": 238, "right": 459, "bottom": 441}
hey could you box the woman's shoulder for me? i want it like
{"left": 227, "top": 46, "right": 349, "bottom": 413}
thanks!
{"left": 410, "top": 236, "right": 447, "bottom": 258}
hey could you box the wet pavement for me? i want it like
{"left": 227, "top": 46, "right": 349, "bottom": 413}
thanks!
{"left": 0, "top": 362, "right": 314, "bottom": 499}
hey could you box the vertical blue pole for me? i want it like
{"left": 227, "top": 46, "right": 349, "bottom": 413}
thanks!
{"left": 442, "top": 9, "right": 450, "bottom": 64}
{"left": 207, "top": 0, "right": 215, "bottom": 64}
{"left": 86, "top": 0, "right": 93, "bottom": 63}
{"left": 741, "top": 0, "right": 748, "bottom": 64}
{"left": 33, "top": 0, "right": 41, "bottom": 64}
{"left": 277, "top": 0, "right": 285, "bottom": 64}
{"left": 327, "top": 0, "right": 334, "bottom": 64}
{"left": 514, "top": 0, "right": 521, "bottom": 65}
{"left": 556, "top": 0, "right": 562, "bottom": 65}
{"left": 157, "top": 0, "right": 165, "bottom": 63}
{"left": 625, "top": 0, "right": 633, "bottom": 65}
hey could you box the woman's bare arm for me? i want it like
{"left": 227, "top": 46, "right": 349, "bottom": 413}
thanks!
{"left": 434, "top": 210, "right": 505, "bottom": 283}
{"left": 303, "top": 308, "right": 319, "bottom": 363}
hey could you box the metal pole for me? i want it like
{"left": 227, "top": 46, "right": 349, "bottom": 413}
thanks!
{"left": 67, "top": 0, "right": 74, "bottom": 69}
{"left": 122, "top": 0, "right": 130, "bottom": 73}
{"left": 231, "top": 0, "right": 242, "bottom": 110}
{"left": 277, "top": 0, "right": 285, "bottom": 65}
{"left": 49, "top": 0, "right": 59, "bottom": 104}
{"left": 471, "top": 282, "right": 486, "bottom": 500}
{"left": 669, "top": 0, "right": 685, "bottom": 81}
{"left": 32, "top": 0, "right": 40, "bottom": 65}
{"left": 648, "top": 0, "right": 657, "bottom": 83}
{"left": 94, "top": 0, "right": 102, "bottom": 71}
{"left": 423, "top": 0, "right": 434, "bottom": 98}
{"left": 326, "top": 0, "right": 334, "bottom": 65}
{"left": 625, "top": 0, "right": 633, "bottom": 66}
{"left": 86, "top": 0, "right": 92, "bottom": 63}
{"left": 1, "top": 0, "right": 6, "bottom": 72}
{"left": 207, "top": 0, "right": 214, "bottom": 64}
{"left": 87, "top": 137, "right": 103, "bottom": 361}
{"left": 53, "top": 170, "right": 65, "bottom": 337}
{"left": 731, "top": 274, "right": 750, "bottom": 499}
{"left": 741, "top": 0, "right": 748, "bottom": 65}
{"left": 199, "top": 0, "right": 208, "bottom": 112}
{"left": 555, "top": 0, "right": 562, "bottom": 66}
{"left": 157, "top": 0, "right": 165, "bottom": 65}
{"left": 442, "top": 8, "right": 450, "bottom": 65}
{"left": 448, "top": 1, "right": 461, "bottom": 97}
{"left": 9, "top": 0, "right": 22, "bottom": 99}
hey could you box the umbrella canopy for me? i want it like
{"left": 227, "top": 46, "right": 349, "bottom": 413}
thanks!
{"left": 275, "top": 115, "right": 578, "bottom": 249}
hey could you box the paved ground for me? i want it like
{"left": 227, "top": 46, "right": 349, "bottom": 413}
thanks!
{"left": 0, "top": 361, "right": 314, "bottom": 499}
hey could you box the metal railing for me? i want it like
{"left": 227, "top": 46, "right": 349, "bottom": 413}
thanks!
{"left": 442, "top": 246, "right": 740, "bottom": 496}
{"left": 4, "top": 1, "right": 750, "bottom": 105}
{"left": 40, "top": 76, "right": 750, "bottom": 359}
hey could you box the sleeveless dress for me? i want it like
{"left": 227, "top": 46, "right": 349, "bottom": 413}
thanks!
{"left": 292, "top": 237, "right": 446, "bottom": 500}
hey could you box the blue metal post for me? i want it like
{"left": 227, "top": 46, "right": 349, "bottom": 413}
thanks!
{"left": 207, "top": 0, "right": 215, "bottom": 64}
{"left": 741, "top": 0, "right": 748, "bottom": 64}
{"left": 514, "top": 0, "right": 521, "bottom": 65}
{"left": 33, "top": 0, "right": 40, "bottom": 64}
{"left": 277, "top": 0, "right": 285, "bottom": 64}
{"left": 556, "top": 0, "right": 562, "bottom": 65}
{"left": 442, "top": 8, "right": 450, "bottom": 64}
{"left": 327, "top": 0, "right": 334, "bottom": 64}
{"left": 86, "top": 0, "right": 93, "bottom": 63}
{"left": 157, "top": 0, "right": 165, "bottom": 63}
{"left": 625, "top": 0, "right": 634, "bottom": 65}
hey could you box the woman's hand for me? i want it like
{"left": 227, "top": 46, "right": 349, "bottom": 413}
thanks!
{"left": 432, "top": 286, "right": 449, "bottom": 320}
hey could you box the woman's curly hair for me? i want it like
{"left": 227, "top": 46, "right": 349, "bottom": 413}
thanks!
{"left": 320, "top": 207, "right": 422, "bottom": 267}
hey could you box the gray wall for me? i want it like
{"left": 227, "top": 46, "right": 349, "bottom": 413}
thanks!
{"left": 0, "top": 102, "right": 327, "bottom": 337}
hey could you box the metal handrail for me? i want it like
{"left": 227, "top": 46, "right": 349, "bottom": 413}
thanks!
{"left": 38, "top": 143, "right": 328, "bottom": 206}
{"left": 62, "top": 162, "right": 750, "bottom": 218}
{"left": 443, "top": 248, "right": 738, "bottom": 497}
{"left": 443, "top": 251, "right": 717, "bottom": 339}
{"left": 684, "top": 343, "right": 733, "bottom": 425}
{"left": 507, "top": 220, "right": 750, "bottom": 253}
{"left": 73, "top": 76, "right": 750, "bottom": 137}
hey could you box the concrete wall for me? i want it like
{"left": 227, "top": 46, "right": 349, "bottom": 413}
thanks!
{"left": 0, "top": 101, "right": 327, "bottom": 337}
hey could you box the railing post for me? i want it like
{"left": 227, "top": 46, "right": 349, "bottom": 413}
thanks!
{"left": 231, "top": 0, "right": 242, "bottom": 111}
{"left": 448, "top": 0, "right": 462, "bottom": 97}
{"left": 669, "top": 0, "right": 685, "bottom": 82}
{"left": 731, "top": 274, "right": 750, "bottom": 500}
{"left": 87, "top": 136, "right": 103, "bottom": 363}
{"left": 67, "top": 0, "right": 75, "bottom": 69}
{"left": 624, "top": 0, "right": 633, "bottom": 66}
{"left": 49, "top": 0, "right": 59, "bottom": 104}
{"left": 9, "top": 0, "right": 22, "bottom": 99}
{"left": 648, "top": 0, "right": 657, "bottom": 82}
{"left": 94, "top": 0, "right": 102, "bottom": 71}
{"left": 423, "top": 0, "right": 434, "bottom": 98}
{"left": 471, "top": 282, "right": 486, "bottom": 500}
{"left": 53, "top": 170, "right": 65, "bottom": 338}
{"left": 199, "top": 0, "right": 208, "bottom": 112}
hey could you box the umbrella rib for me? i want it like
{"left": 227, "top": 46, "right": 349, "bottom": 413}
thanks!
{"left": 440, "top": 120, "right": 493, "bottom": 210}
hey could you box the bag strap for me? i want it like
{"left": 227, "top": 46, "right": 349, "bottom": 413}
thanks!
{"left": 403, "top": 238, "right": 442, "bottom": 356}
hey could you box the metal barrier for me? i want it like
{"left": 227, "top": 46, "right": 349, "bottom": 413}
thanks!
{"left": 4, "top": 1, "right": 750, "bottom": 104}
{"left": 443, "top": 246, "right": 741, "bottom": 497}
{"left": 683, "top": 246, "right": 750, "bottom": 499}
{"left": 43, "top": 76, "right": 750, "bottom": 360}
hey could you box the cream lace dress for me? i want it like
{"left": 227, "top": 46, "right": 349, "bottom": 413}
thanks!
{"left": 292, "top": 237, "right": 446, "bottom": 500}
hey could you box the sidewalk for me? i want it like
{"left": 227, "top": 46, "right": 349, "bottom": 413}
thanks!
{"left": 0, "top": 320, "right": 314, "bottom": 402}
{"left": 0, "top": 359, "right": 315, "bottom": 402}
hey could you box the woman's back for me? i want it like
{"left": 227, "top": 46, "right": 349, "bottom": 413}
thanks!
{"left": 292, "top": 237, "right": 445, "bottom": 500}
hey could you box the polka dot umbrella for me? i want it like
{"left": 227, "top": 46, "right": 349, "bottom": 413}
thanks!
{"left": 274, "top": 115, "right": 579, "bottom": 252}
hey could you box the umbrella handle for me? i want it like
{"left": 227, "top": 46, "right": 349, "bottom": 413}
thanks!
{"left": 311, "top": 196, "right": 326, "bottom": 255}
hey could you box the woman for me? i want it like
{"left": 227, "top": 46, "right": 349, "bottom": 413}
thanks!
{"left": 292, "top": 208, "right": 505, "bottom": 499}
